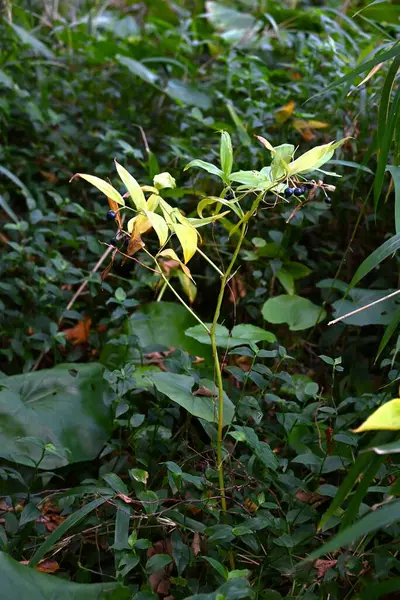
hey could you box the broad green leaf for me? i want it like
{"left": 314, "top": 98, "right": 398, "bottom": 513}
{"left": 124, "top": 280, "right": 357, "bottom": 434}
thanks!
{"left": 144, "top": 210, "right": 169, "bottom": 246}
{"left": 184, "top": 159, "right": 225, "bottom": 180}
{"left": 388, "top": 165, "right": 400, "bottom": 234}
{"left": 174, "top": 223, "right": 198, "bottom": 263}
{"left": 0, "top": 552, "right": 129, "bottom": 599}
{"left": 10, "top": 23, "right": 55, "bottom": 59}
{"left": 146, "top": 554, "right": 173, "bottom": 574}
{"left": 30, "top": 498, "right": 107, "bottom": 566}
{"left": 124, "top": 302, "right": 212, "bottom": 361}
{"left": 150, "top": 373, "right": 235, "bottom": 426}
{"left": 287, "top": 139, "right": 347, "bottom": 175}
{"left": 276, "top": 268, "right": 295, "bottom": 295}
{"left": 114, "top": 160, "right": 146, "bottom": 210}
{"left": 220, "top": 131, "right": 233, "bottom": 176}
{"left": 0, "top": 364, "right": 112, "bottom": 469}
{"left": 185, "top": 323, "right": 276, "bottom": 347}
{"left": 165, "top": 79, "right": 211, "bottom": 110}
{"left": 262, "top": 295, "right": 326, "bottom": 331}
{"left": 306, "top": 499, "right": 400, "bottom": 561}
{"left": 203, "top": 556, "right": 229, "bottom": 580}
{"left": 153, "top": 172, "right": 176, "bottom": 190}
{"left": 349, "top": 233, "right": 400, "bottom": 288}
{"left": 74, "top": 174, "right": 124, "bottom": 206}
{"left": 353, "top": 399, "right": 400, "bottom": 432}
{"left": 116, "top": 54, "right": 158, "bottom": 84}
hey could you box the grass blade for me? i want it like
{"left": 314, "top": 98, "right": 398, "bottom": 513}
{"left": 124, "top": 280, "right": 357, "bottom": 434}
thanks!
{"left": 387, "top": 165, "right": 400, "bottom": 234}
{"left": 376, "top": 309, "right": 400, "bottom": 360}
{"left": 29, "top": 497, "right": 106, "bottom": 567}
{"left": 349, "top": 232, "right": 400, "bottom": 289}
{"left": 374, "top": 85, "right": 400, "bottom": 211}
{"left": 310, "top": 499, "right": 400, "bottom": 560}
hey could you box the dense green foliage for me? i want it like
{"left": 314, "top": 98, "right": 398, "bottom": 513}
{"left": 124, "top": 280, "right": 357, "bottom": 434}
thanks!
{"left": 1, "top": 1, "right": 400, "bottom": 599}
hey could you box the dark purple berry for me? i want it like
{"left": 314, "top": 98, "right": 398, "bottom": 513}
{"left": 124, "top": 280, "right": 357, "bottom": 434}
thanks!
{"left": 325, "top": 196, "right": 332, "bottom": 204}
{"left": 284, "top": 187, "right": 295, "bottom": 198}
{"left": 106, "top": 210, "right": 117, "bottom": 221}
{"left": 225, "top": 191, "right": 234, "bottom": 200}
{"left": 300, "top": 184, "right": 307, "bottom": 194}
{"left": 110, "top": 237, "right": 118, "bottom": 246}
{"left": 294, "top": 187, "right": 303, "bottom": 197}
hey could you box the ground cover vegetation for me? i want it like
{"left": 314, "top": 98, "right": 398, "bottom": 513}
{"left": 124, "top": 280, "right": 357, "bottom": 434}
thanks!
{"left": 1, "top": 0, "right": 400, "bottom": 598}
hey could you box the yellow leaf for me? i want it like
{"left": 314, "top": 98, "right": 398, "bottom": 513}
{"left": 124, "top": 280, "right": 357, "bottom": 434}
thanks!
{"left": 353, "top": 399, "right": 400, "bottom": 432}
{"left": 275, "top": 100, "right": 295, "bottom": 124}
{"left": 293, "top": 119, "right": 329, "bottom": 131}
{"left": 114, "top": 160, "right": 146, "bottom": 210}
{"left": 127, "top": 214, "right": 152, "bottom": 235}
{"left": 174, "top": 223, "right": 198, "bottom": 264}
{"left": 287, "top": 138, "right": 348, "bottom": 175}
{"left": 73, "top": 174, "right": 124, "bottom": 206}
{"left": 256, "top": 135, "right": 276, "bottom": 153}
{"left": 144, "top": 210, "right": 169, "bottom": 246}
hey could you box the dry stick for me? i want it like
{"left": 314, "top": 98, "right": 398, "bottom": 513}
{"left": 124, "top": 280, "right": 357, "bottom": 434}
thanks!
{"left": 328, "top": 288, "right": 400, "bottom": 326}
{"left": 31, "top": 244, "right": 114, "bottom": 372}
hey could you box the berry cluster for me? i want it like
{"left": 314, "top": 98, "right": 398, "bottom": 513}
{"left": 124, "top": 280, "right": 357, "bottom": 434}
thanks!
{"left": 284, "top": 183, "right": 332, "bottom": 205}
{"left": 284, "top": 184, "right": 308, "bottom": 198}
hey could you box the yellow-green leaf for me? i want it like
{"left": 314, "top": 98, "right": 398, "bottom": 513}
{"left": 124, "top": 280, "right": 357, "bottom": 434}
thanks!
{"left": 74, "top": 174, "right": 124, "bottom": 206}
{"left": 144, "top": 210, "right": 169, "bottom": 247}
{"left": 159, "top": 199, "right": 175, "bottom": 229}
{"left": 353, "top": 399, "right": 400, "bottom": 432}
{"left": 114, "top": 160, "right": 146, "bottom": 210}
{"left": 174, "top": 223, "right": 198, "bottom": 264}
{"left": 287, "top": 139, "right": 348, "bottom": 175}
{"left": 153, "top": 172, "right": 176, "bottom": 190}
{"left": 146, "top": 193, "right": 160, "bottom": 211}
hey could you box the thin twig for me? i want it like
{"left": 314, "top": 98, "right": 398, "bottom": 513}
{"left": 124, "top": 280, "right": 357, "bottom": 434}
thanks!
{"left": 328, "top": 288, "right": 400, "bottom": 326}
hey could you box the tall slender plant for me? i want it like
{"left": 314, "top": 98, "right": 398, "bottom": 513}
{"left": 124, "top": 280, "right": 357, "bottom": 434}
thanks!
{"left": 72, "top": 132, "right": 346, "bottom": 510}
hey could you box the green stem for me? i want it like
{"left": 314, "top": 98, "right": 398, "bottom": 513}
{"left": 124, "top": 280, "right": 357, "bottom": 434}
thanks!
{"left": 210, "top": 221, "right": 247, "bottom": 514}
{"left": 143, "top": 247, "right": 210, "bottom": 333}
{"left": 196, "top": 246, "right": 224, "bottom": 277}
{"left": 156, "top": 280, "right": 168, "bottom": 302}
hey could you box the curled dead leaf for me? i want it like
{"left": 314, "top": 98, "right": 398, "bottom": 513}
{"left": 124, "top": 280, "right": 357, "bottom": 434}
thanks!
{"left": 63, "top": 317, "right": 92, "bottom": 345}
